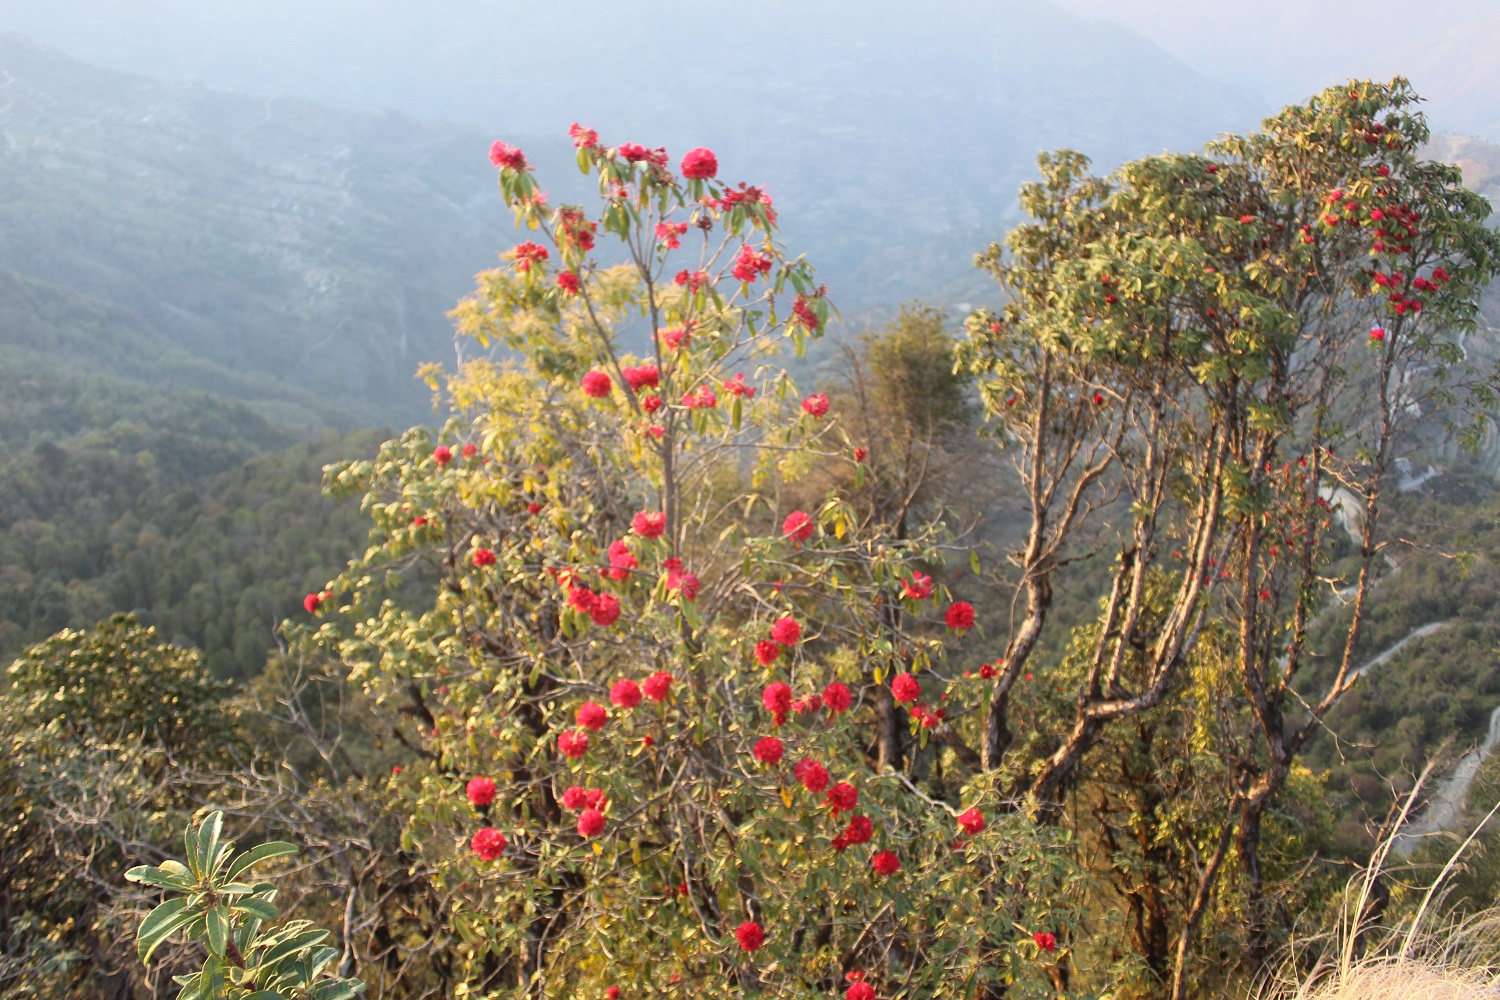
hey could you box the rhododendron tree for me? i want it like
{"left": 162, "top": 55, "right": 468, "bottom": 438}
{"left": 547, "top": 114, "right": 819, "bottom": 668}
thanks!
{"left": 956, "top": 78, "right": 1500, "bottom": 996}
{"left": 313, "top": 131, "right": 1079, "bottom": 997}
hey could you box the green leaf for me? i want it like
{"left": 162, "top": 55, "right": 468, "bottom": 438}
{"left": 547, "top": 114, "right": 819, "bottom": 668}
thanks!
{"left": 137, "top": 897, "right": 194, "bottom": 963}
{"left": 195, "top": 812, "right": 224, "bottom": 880}
{"left": 205, "top": 903, "right": 229, "bottom": 956}
{"left": 125, "top": 863, "right": 196, "bottom": 892}
{"left": 225, "top": 842, "right": 299, "bottom": 882}
{"left": 235, "top": 897, "right": 279, "bottom": 922}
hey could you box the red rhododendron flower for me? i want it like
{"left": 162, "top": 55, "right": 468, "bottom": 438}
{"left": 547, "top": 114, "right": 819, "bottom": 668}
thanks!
{"left": 488, "top": 141, "right": 527, "bottom": 171}
{"left": 471, "top": 826, "right": 507, "bottom": 861}
{"left": 1238, "top": 214, "right": 1254, "bottom": 224}
{"left": 561, "top": 785, "right": 589, "bottom": 810}
{"left": 632, "top": 511, "right": 666, "bottom": 538}
{"left": 604, "top": 539, "right": 637, "bottom": 581}
{"left": 871, "top": 850, "right": 901, "bottom": 876}
{"left": 978, "top": 663, "right": 997, "bottom": 679}
{"left": 721, "top": 372, "right": 757, "bottom": 398}
{"left": 568, "top": 586, "right": 598, "bottom": 614}
{"left": 800, "top": 393, "right": 831, "bottom": 418}
{"left": 682, "top": 385, "right": 718, "bottom": 409}
{"left": 847, "top": 983, "right": 876, "bottom": 1000}
{"left": 945, "top": 601, "right": 976, "bottom": 630}
{"left": 826, "top": 781, "right": 858, "bottom": 814}
{"left": 413, "top": 516, "right": 428, "bottom": 526}
{"left": 1370, "top": 326, "right": 1387, "bottom": 341}
{"left": 900, "top": 573, "right": 933, "bottom": 600}
{"left": 616, "top": 142, "right": 666, "bottom": 165}
{"left": 609, "top": 679, "right": 642, "bottom": 710}
{"left": 512, "top": 241, "right": 549, "bottom": 272}
{"left": 303, "top": 592, "right": 322, "bottom": 613}
{"left": 461, "top": 443, "right": 478, "bottom": 459}
{"left": 433, "top": 445, "right": 453, "bottom": 466}
{"left": 577, "top": 807, "right": 605, "bottom": 838}
{"left": 577, "top": 701, "right": 608, "bottom": 731}
{"left": 891, "top": 672, "right": 920, "bottom": 704}
{"left": 568, "top": 122, "right": 598, "bottom": 148}
{"left": 753, "top": 736, "right": 784, "bottom": 765}
{"left": 660, "top": 325, "right": 691, "bottom": 351}
{"left": 844, "top": 814, "right": 873, "bottom": 845}
{"left": 558, "top": 730, "right": 589, "bottom": 758}
{"left": 732, "top": 244, "right": 773, "bottom": 283}
{"left": 641, "top": 395, "right": 662, "bottom": 413}
{"left": 735, "top": 921, "right": 764, "bottom": 952}
{"left": 556, "top": 270, "right": 580, "bottom": 294}
{"left": 794, "top": 758, "right": 830, "bottom": 793}
{"left": 853, "top": 447, "right": 868, "bottom": 461}
{"left": 582, "top": 370, "right": 613, "bottom": 398}
{"left": 674, "top": 269, "right": 709, "bottom": 292}
{"left": 642, "top": 671, "right": 674, "bottom": 702}
{"left": 754, "top": 639, "right": 781, "bottom": 666}
{"left": 622, "top": 364, "right": 660, "bottom": 391}
{"left": 606, "top": 987, "right": 621, "bottom": 999}
{"left": 1034, "top": 931, "right": 1057, "bottom": 952}
{"left": 680, "top": 147, "right": 718, "bottom": 180}
{"left": 823, "top": 681, "right": 852, "bottom": 714}
{"left": 655, "top": 221, "right": 689, "bottom": 249}
{"left": 526, "top": 503, "right": 542, "bottom": 515}
{"left": 791, "top": 294, "right": 820, "bottom": 331}
{"left": 589, "top": 593, "right": 621, "bottom": 627}
{"left": 957, "top": 807, "right": 985, "bottom": 836}
{"left": 472, "top": 548, "right": 497, "bottom": 567}
{"left": 770, "top": 616, "right": 801, "bottom": 646}
{"left": 783, "top": 510, "right": 814, "bottom": 543}
{"left": 762, "top": 681, "right": 792, "bottom": 716}
{"left": 466, "top": 776, "right": 497, "bottom": 807}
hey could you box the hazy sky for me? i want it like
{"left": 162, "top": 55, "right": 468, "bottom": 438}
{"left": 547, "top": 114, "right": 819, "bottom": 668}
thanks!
{"left": 1052, "top": 0, "right": 1500, "bottom": 137}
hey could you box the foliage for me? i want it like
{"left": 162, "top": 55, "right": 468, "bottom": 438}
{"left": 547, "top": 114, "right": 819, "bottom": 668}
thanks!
{"left": 307, "top": 131, "right": 1086, "bottom": 999}
{"left": 126, "top": 811, "right": 366, "bottom": 1000}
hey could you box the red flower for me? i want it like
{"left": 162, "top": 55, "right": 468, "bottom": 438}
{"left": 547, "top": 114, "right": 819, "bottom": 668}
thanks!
{"left": 681, "top": 147, "right": 718, "bottom": 180}
{"left": 732, "top": 244, "right": 773, "bottom": 283}
{"left": 1092, "top": 392, "right": 1105, "bottom": 405}
{"left": 604, "top": 539, "right": 637, "bottom": 581}
{"left": 847, "top": 983, "right": 876, "bottom": 1000}
{"left": 891, "top": 672, "right": 921, "bottom": 704}
{"left": 979, "top": 663, "right": 997, "bottom": 680}
{"left": 577, "top": 807, "right": 606, "bottom": 838}
{"left": 770, "top": 616, "right": 801, "bottom": 646}
{"left": 568, "top": 586, "right": 598, "bottom": 613}
{"left": 957, "top": 807, "right": 985, "bottom": 836}
{"left": 466, "top": 776, "right": 497, "bottom": 807}
{"left": 433, "top": 445, "right": 453, "bottom": 466}
{"left": 472, "top": 548, "right": 497, "bottom": 567}
{"left": 642, "top": 671, "right": 674, "bottom": 702}
{"left": 470, "top": 827, "right": 507, "bottom": 861}
{"left": 735, "top": 920, "right": 764, "bottom": 952}
{"left": 632, "top": 511, "right": 666, "bottom": 538}
{"left": 754, "top": 640, "right": 782, "bottom": 666}
{"left": 616, "top": 142, "right": 665, "bottom": 165}
{"left": 557, "top": 270, "right": 580, "bottom": 295}
{"left": 582, "top": 370, "right": 613, "bottom": 398}
{"left": 512, "top": 241, "right": 549, "bottom": 273}
{"left": 1238, "top": 214, "right": 1254, "bottom": 225}
{"left": 610, "top": 678, "right": 641, "bottom": 709}
{"left": 721, "top": 372, "right": 757, "bottom": 398}
{"left": 753, "top": 736, "right": 784, "bottom": 765}
{"left": 792, "top": 294, "right": 820, "bottom": 331}
{"left": 561, "top": 785, "right": 589, "bottom": 810}
{"left": 945, "top": 601, "right": 976, "bottom": 630}
{"left": 588, "top": 593, "right": 621, "bottom": 627}
{"left": 660, "top": 325, "right": 691, "bottom": 351}
{"left": 900, "top": 573, "right": 933, "bottom": 600}
{"left": 1369, "top": 326, "right": 1386, "bottom": 341}
{"left": 413, "top": 516, "right": 428, "bottom": 526}
{"left": 823, "top": 681, "right": 852, "bottom": 714}
{"left": 303, "top": 592, "right": 322, "bottom": 614}
{"left": 568, "top": 122, "right": 598, "bottom": 148}
{"left": 783, "top": 510, "right": 814, "bottom": 543}
{"left": 606, "top": 988, "right": 621, "bottom": 1000}
{"left": 558, "top": 729, "right": 589, "bottom": 758}
{"left": 642, "top": 396, "right": 662, "bottom": 413}
{"left": 762, "top": 681, "right": 792, "bottom": 716}
{"left": 1034, "top": 931, "right": 1057, "bottom": 952}
{"left": 674, "top": 269, "right": 709, "bottom": 292}
{"left": 826, "top": 781, "right": 858, "bottom": 814}
{"left": 622, "top": 364, "right": 660, "bottom": 391}
{"left": 844, "top": 814, "right": 873, "bottom": 845}
{"left": 665, "top": 563, "right": 701, "bottom": 600}
{"left": 801, "top": 393, "right": 830, "bottom": 417}
{"left": 655, "top": 221, "right": 689, "bottom": 249}
{"left": 527, "top": 503, "right": 542, "bottom": 515}
{"left": 871, "top": 850, "right": 901, "bottom": 875}
{"left": 853, "top": 447, "right": 868, "bottom": 462}
{"left": 577, "top": 702, "right": 609, "bottom": 732}
{"left": 794, "top": 758, "right": 829, "bottom": 793}
{"left": 488, "top": 141, "right": 527, "bottom": 171}
{"left": 682, "top": 385, "right": 718, "bottom": 409}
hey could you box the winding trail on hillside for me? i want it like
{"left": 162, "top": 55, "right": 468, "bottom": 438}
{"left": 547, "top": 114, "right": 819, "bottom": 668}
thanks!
{"left": 1353, "top": 621, "right": 1454, "bottom": 679}
{"left": 1395, "top": 700, "right": 1500, "bottom": 856}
